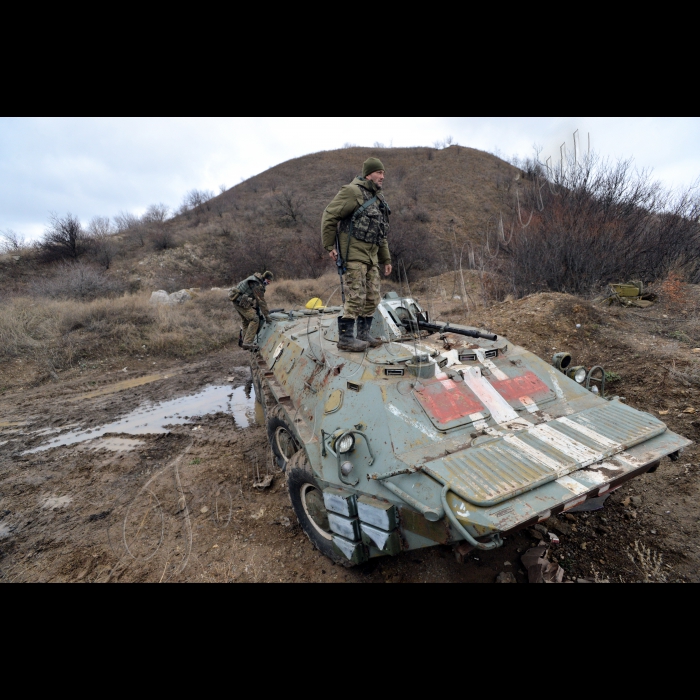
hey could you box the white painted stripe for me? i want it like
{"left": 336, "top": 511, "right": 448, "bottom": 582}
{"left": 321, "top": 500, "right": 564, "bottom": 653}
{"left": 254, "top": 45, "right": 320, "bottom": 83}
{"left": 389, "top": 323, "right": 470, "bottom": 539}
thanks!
{"left": 558, "top": 417, "right": 618, "bottom": 448}
{"left": 519, "top": 396, "right": 540, "bottom": 414}
{"left": 563, "top": 496, "right": 588, "bottom": 511}
{"left": 548, "top": 370, "right": 574, "bottom": 415}
{"left": 462, "top": 367, "right": 519, "bottom": 424}
{"left": 502, "top": 435, "right": 564, "bottom": 473}
{"left": 580, "top": 470, "right": 608, "bottom": 486}
{"left": 613, "top": 452, "right": 644, "bottom": 468}
{"left": 549, "top": 370, "right": 565, "bottom": 400}
{"left": 557, "top": 476, "right": 589, "bottom": 496}
{"left": 387, "top": 404, "right": 439, "bottom": 441}
{"left": 443, "top": 349, "right": 461, "bottom": 368}
{"left": 478, "top": 354, "right": 509, "bottom": 381}
{"left": 469, "top": 413, "right": 489, "bottom": 431}
{"left": 529, "top": 424, "right": 603, "bottom": 464}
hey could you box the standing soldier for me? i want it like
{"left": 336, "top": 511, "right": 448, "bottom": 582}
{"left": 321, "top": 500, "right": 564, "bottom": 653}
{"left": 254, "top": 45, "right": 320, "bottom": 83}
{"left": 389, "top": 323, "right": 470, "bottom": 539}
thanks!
{"left": 229, "top": 271, "right": 274, "bottom": 350}
{"left": 322, "top": 157, "right": 393, "bottom": 353}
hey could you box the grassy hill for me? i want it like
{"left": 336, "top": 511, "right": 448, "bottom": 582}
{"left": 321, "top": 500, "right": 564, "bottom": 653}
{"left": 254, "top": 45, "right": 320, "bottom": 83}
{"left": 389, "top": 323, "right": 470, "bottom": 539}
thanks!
{"left": 1, "top": 145, "right": 521, "bottom": 298}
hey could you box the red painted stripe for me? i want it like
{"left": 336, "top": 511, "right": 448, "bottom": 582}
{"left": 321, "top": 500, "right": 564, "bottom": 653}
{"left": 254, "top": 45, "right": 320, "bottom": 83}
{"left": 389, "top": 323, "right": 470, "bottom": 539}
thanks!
{"left": 490, "top": 372, "right": 551, "bottom": 402}
{"left": 416, "top": 380, "right": 486, "bottom": 425}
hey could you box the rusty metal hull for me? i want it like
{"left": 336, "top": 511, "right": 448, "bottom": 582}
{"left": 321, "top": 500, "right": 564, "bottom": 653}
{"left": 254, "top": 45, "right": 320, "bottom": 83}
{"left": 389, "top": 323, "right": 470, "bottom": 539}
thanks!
{"left": 253, "top": 295, "right": 692, "bottom": 561}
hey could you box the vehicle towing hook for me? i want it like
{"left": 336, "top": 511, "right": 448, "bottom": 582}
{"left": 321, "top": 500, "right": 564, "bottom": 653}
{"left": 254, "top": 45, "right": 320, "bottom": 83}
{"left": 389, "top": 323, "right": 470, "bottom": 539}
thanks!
{"left": 441, "top": 485, "right": 504, "bottom": 552}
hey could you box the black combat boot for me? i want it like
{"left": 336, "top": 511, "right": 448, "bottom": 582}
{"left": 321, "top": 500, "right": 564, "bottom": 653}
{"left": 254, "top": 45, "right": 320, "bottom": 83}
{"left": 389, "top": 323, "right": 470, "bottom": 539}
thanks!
{"left": 337, "top": 318, "right": 368, "bottom": 353}
{"left": 356, "top": 316, "right": 383, "bottom": 348}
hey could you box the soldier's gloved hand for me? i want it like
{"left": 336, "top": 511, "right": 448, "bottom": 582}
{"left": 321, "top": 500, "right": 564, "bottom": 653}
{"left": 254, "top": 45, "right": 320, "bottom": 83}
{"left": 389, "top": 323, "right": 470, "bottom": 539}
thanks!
{"left": 264, "top": 316, "right": 272, "bottom": 324}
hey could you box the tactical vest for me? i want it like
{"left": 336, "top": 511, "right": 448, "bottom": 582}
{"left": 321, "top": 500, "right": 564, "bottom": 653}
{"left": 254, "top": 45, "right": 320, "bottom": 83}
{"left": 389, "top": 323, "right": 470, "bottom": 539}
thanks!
{"left": 237, "top": 275, "right": 263, "bottom": 297}
{"left": 339, "top": 185, "right": 390, "bottom": 247}
{"left": 229, "top": 274, "right": 263, "bottom": 306}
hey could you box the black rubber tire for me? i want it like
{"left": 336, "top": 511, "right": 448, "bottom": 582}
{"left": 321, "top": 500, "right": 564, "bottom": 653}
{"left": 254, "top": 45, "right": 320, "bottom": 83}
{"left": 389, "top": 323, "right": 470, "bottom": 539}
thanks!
{"left": 267, "top": 406, "right": 300, "bottom": 472}
{"left": 287, "top": 452, "right": 357, "bottom": 568}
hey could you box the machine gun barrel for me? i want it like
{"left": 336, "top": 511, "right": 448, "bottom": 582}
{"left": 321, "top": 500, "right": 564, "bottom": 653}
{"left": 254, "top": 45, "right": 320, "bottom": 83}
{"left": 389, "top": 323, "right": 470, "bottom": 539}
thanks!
{"left": 404, "top": 319, "right": 498, "bottom": 342}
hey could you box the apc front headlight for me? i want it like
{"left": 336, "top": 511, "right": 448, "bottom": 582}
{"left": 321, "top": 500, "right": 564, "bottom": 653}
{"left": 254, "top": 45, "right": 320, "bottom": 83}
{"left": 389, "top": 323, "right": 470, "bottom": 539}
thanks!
{"left": 336, "top": 434, "right": 356, "bottom": 454}
{"left": 569, "top": 366, "right": 587, "bottom": 384}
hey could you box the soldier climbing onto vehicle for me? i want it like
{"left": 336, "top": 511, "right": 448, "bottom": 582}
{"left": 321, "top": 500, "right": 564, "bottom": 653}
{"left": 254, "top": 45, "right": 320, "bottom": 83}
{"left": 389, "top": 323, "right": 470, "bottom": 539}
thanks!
{"left": 322, "top": 157, "right": 393, "bottom": 353}
{"left": 229, "top": 271, "right": 274, "bottom": 350}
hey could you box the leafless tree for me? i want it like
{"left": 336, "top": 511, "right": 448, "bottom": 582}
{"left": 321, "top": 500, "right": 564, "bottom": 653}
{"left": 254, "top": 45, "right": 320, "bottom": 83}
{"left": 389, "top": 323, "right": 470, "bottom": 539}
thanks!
{"left": 40, "top": 213, "right": 90, "bottom": 261}
{"left": 87, "top": 216, "right": 117, "bottom": 269}
{"left": 114, "top": 211, "right": 140, "bottom": 233}
{"left": 0, "top": 229, "right": 27, "bottom": 253}
{"left": 219, "top": 184, "right": 228, "bottom": 195}
{"left": 142, "top": 203, "right": 170, "bottom": 224}
{"left": 183, "top": 189, "right": 215, "bottom": 213}
{"left": 87, "top": 216, "right": 112, "bottom": 237}
{"left": 275, "top": 190, "right": 307, "bottom": 225}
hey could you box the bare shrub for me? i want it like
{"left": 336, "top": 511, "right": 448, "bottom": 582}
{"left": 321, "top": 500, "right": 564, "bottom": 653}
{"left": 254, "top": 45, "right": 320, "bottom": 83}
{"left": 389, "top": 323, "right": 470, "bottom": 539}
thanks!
{"left": 275, "top": 190, "right": 307, "bottom": 226}
{"left": 114, "top": 211, "right": 140, "bottom": 233}
{"left": 182, "top": 189, "right": 215, "bottom": 214}
{"left": 627, "top": 541, "right": 668, "bottom": 583}
{"left": 87, "top": 217, "right": 117, "bottom": 270}
{"left": 659, "top": 271, "right": 688, "bottom": 312}
{"left": 34, "top": 263, "right": 126, "bottom": 301}
{"left": 142, "top": 204, "right": 170, "bottom": 224}
{"left": 412, "top": 207, "right": 431, "bottom": 223}
{"left": 152, "top": 227, "right": 175, "bottom": 251}
{"left": 492, "top": 152, "right": 700, "bottom": 298}
{"left": 0, "top": 229, "right": 27, "bottom": 253}
{"left": 388, "top": 215, "right": 439, "bottom": 282}
{"left": 40, "top": 213, "right": 90, "bottom": 262}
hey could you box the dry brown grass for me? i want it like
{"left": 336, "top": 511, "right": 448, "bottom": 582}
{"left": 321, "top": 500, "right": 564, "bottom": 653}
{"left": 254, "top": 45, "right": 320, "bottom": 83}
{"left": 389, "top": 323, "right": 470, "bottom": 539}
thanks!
{"left": 0, "top": 291, "right": 239, "bottom": 374}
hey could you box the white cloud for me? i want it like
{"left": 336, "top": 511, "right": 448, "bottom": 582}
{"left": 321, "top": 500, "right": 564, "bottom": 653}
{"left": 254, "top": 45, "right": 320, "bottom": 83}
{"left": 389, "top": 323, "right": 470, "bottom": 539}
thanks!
{"left": 1, "top": 117, "right": 698, "bottom": 241}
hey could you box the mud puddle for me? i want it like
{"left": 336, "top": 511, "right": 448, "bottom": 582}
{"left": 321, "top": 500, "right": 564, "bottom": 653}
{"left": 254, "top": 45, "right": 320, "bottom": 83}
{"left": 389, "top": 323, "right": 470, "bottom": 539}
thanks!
{"left": 24, "top": 385, "right": 256, "bottom": 455}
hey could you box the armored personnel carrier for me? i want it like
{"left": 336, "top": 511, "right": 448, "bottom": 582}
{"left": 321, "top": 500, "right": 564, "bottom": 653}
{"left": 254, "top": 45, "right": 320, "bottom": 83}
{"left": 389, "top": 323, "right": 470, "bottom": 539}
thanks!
{"left": 251, "top": 293, "right": 690, "bottom": 566}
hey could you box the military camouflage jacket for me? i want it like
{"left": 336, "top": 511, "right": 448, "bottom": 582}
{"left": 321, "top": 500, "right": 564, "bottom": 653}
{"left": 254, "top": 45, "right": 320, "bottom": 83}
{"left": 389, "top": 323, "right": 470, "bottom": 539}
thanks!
{"left": 230, "top": 274, "right": 271, "bottom": 318}
{"left": 322, "top": 177, "right": 392, "bottom": 267}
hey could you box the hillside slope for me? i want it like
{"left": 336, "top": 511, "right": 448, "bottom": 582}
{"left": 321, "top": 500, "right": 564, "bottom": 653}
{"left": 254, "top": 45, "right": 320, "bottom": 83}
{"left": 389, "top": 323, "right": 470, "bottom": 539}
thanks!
{"left": 1, "top": 145, "right": 522, "bottom": 295}
{"left": 125, "top": 145, "right": 521, "bottom": 291}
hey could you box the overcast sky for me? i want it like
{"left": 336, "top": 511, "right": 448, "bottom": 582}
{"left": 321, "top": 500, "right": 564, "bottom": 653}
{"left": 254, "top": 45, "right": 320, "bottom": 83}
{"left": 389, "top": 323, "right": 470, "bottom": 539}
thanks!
{"left": 2, "top": 117, "right": 699, "bottom": 241}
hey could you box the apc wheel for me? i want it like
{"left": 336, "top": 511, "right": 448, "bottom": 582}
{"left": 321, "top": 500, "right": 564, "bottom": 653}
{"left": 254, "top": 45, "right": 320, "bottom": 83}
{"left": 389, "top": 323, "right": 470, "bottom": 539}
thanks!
{"left": 287, "top": 451, "right": 358, "bottom": 568}
{"left": 267, "top": 406, "right": 300, "bottom": 472}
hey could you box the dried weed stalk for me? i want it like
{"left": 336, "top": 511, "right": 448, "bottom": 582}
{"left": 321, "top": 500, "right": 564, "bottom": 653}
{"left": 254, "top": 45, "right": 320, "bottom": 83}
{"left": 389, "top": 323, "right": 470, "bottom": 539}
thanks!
{"left": 627, "top": 541, "right": 668, "bottom": 584}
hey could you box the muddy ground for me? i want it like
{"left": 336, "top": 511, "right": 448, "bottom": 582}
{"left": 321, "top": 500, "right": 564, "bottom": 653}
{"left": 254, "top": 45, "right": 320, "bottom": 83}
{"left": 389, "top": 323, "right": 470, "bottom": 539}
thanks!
{"left": 1, "top": 292, "right": 699, "bottom": 584}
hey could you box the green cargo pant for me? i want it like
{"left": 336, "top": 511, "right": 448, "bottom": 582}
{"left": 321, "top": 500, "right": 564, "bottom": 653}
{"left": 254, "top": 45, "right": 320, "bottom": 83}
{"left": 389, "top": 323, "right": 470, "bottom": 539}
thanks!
{"left": 343, "top": 262, "right": 381, "bottom": 320}
{"left": 234, "top": 304, "right": 259, "bottom": 345}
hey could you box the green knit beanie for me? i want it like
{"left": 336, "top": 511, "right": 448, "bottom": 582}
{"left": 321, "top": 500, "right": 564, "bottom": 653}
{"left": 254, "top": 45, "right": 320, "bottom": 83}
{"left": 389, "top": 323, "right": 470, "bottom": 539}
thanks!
{"left": 363, "top": 157, "right": 385, "bottom": 178}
